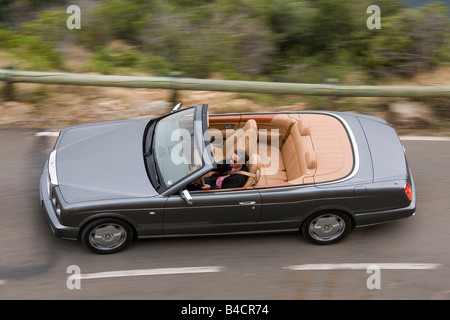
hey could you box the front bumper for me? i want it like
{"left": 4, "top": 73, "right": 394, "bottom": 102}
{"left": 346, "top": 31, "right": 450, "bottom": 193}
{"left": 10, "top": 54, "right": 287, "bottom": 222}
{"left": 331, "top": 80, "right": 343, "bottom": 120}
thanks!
{"left": 39, "top": 166, "right": 79, "bottom": 240}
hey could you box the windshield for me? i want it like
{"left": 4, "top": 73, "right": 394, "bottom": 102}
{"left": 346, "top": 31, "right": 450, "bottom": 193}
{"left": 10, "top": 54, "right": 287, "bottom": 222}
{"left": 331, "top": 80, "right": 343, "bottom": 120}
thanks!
{"left": 147, "top": 106, "right": 208, "bottom": 191}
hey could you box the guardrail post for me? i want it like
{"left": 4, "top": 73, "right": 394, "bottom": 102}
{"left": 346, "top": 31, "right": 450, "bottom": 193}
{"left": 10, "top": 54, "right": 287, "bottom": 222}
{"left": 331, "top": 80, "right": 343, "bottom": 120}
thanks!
{"left": 326, "top": 77, "right": 340, "bottom": 109}
{"left": 2, "top": 65, "right": 15, "bottom": 101}
{"left": 169, "top": 71, "right": 183, "bottom": 105}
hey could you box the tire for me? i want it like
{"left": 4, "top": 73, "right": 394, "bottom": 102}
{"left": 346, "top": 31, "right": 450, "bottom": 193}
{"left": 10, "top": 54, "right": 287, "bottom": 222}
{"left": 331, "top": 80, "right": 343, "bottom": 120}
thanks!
{"left": 81, "top": 218, "right": 134, "bottom": 254}
{"left": 302, "top": 211, "right": 352, "bottom": 245}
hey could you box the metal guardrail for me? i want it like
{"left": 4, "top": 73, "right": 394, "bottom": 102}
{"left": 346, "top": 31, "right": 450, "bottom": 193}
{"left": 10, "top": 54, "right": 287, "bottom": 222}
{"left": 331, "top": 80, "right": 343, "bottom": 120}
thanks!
{"left": 1, "top": 69, "right": 450, "bottom": 98}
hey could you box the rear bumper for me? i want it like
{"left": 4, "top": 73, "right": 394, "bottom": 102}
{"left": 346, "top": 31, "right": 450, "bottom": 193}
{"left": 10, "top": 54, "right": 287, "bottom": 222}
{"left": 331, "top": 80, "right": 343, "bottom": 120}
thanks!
{"left": 355, "top": 169, "right": 416, "bottom": 227}
{"left": 39, "top": 167, "right": 79, "bottom": 240}
{"left": 354, "top": 199, "right": 415, "bottom": 227}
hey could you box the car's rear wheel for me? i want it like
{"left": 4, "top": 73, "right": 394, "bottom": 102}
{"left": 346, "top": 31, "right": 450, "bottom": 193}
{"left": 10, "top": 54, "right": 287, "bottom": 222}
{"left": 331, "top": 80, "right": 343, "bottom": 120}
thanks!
{"left": 81, "top": 218, "right": 133, "bottom": 254}
{"left": 302, "top": 211, "right": 352, "bottom": 245}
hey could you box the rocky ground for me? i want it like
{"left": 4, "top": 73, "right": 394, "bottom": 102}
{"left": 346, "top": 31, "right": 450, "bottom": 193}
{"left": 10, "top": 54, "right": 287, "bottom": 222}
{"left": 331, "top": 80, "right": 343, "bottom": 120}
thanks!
{"left": 0, "top": 83, "right": 310, "bottom": 130}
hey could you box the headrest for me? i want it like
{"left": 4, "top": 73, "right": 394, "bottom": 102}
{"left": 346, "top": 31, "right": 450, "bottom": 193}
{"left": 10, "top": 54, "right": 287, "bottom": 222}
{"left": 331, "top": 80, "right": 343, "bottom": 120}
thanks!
{"left": 242, "top": 119, "right": 257, "bottom": 132}
{"left": 298, "top": 117, "right": 310, "bottom": 136}
{"left": 305, "top": 150, "right": 317, "bottom": 169}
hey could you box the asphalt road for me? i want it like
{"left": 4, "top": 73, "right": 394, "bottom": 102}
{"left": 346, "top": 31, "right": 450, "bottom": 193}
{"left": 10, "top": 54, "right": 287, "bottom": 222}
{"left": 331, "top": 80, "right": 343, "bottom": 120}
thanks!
{"left": 1, "top": 128, "right": 450, "bottom": 302}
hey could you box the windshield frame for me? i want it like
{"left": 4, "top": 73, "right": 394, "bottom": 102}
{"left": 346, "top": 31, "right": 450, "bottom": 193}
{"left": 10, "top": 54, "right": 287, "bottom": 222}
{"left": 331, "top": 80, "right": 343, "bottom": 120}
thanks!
{"left": 143, "top": 104, "right": 215, "bottom": 195}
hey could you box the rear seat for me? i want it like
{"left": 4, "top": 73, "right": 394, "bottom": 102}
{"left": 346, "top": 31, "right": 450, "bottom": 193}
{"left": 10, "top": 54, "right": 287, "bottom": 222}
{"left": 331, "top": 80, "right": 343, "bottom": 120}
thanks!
{"left": 210, "top": 115, "right": 317, "bottom": 187}
{"left": 258, "top": 117, "right": 316, "bottom": 186}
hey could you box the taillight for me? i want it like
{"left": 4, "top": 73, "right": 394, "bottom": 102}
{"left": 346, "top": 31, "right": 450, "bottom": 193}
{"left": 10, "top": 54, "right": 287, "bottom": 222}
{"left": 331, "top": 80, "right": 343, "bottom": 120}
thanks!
{"left": 404, "top": 183, "right": 412, "bottom": 201}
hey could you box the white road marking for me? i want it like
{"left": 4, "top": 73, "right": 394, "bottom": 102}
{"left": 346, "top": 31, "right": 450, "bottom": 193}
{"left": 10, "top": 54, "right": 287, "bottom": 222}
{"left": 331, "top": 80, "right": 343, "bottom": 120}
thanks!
{"left": 0, "top": 279, "right": 6, "bottom": 285}
{"left": 77, "top": 266, "right": 224, "bottom": 280}
{"left": 285, "top": 263, "right": 442, "bottom": 271}
{"left": 400, "top": 136, "right": 450, "bottom": 142}
{"left": 34, "top": 132, "right": 60, "bottom": 137}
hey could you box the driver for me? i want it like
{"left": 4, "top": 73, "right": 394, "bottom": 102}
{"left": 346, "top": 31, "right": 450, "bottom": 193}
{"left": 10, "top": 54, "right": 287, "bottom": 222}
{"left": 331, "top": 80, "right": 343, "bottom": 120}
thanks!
{"left": 191, "top": 149, "right": 249, "bottom": 190}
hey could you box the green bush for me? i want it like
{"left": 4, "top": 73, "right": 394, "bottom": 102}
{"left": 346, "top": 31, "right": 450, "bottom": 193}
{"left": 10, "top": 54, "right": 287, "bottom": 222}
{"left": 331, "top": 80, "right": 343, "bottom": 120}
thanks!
{"left": 1, "top": 0, "right": 450, "bottom": 84}
{"left": 367, "top": 3, "right": 450, "bottom": 77}
{"left": 86, "top": 46, "right": 141, "bottom": 74}
{"left": 0, "top": 29, "right": 62, "bottom": 70}
{"left": 140, "top": 55, "right": 174, "bottom": 76}
{"left": 84, "top": 0, "right": 152, "bottom": 45}
{"left": 20, "top": 8, "right": 69, "bottom": 44}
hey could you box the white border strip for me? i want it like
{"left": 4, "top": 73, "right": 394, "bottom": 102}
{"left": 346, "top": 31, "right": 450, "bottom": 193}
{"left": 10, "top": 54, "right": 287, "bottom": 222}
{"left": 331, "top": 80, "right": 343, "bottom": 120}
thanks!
{"left": 286, "top": 263, "right": 441, "bottom": 271}
{"left": 78, "top": 266, "right": 224, "bottom": 280}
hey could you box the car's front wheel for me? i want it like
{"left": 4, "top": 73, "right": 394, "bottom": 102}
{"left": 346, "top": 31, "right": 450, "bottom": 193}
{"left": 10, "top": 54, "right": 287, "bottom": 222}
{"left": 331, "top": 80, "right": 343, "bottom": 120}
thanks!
{"left": 302, "top": 211, "right": 352, "bottom": 245}
{"left": 81, "top": 218, "right": 134, "bottom": 254}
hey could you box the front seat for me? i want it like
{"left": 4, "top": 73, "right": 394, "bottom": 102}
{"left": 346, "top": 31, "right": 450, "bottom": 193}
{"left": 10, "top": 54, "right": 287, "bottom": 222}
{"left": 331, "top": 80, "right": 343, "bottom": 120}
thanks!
{"left": 223, "top": 119, "right": 258, "bottom": 159}
{"left": 241, "top": 153, "right": 261, "bottom": 188}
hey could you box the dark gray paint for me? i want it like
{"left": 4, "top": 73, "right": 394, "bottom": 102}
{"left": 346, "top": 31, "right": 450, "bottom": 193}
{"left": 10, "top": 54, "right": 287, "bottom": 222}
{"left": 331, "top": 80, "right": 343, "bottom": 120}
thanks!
{"left": 39, "top": 107, "right": 416, "bottom": 244}
{"left": 55, "top": 119, "right": 158, "bottom": 203}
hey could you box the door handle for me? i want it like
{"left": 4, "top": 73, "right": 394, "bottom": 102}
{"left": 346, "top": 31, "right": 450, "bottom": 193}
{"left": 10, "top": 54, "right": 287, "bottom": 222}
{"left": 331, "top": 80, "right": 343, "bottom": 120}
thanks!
{"left": 239, "top": 201, "right": 256, "bottom": 205}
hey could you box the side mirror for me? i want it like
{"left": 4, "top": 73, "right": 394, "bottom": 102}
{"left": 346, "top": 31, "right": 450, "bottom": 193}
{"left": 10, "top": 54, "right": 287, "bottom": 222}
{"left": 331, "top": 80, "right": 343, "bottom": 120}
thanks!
{"left": 180, "top": 189, "right": 193, "bottom": 205}
{"left": 171, "top": 103, "right": 182, "bottom": 113}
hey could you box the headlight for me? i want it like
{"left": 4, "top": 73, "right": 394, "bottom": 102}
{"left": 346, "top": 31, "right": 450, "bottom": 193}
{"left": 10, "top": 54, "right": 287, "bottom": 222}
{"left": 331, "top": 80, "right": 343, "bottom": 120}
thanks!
{"left": 48, "top": 149, "right": 59, "bottom": 186}
{"left": 46, "top": 172, "right": 51, "bottom": 195}
{"left": 47, "top": 149, "right": 62, "bottom": 217}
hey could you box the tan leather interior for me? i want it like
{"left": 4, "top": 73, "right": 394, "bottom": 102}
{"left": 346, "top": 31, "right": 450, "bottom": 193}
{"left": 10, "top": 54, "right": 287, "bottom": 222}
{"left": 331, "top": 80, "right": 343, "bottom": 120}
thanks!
{"left": 212, "top": 118, "right": 258, "bottom": 162}
{"left": 242, "top": 153, "right": 261, "bottom": 188}
{"left": 207, "top": 112, "right": 354, "bottom": 188}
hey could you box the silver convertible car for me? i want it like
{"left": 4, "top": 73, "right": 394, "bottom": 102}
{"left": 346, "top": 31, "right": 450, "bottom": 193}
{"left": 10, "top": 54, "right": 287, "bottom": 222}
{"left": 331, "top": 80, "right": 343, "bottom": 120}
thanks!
{"left": 40, "top": 103, "right": 415, "bottom": 254}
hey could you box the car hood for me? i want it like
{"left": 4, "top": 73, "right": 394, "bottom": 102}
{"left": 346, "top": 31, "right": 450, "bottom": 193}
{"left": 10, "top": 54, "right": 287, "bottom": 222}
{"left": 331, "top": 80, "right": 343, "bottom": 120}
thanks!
{"left": 55, "top": 119, "right": 158, "bottom": 203}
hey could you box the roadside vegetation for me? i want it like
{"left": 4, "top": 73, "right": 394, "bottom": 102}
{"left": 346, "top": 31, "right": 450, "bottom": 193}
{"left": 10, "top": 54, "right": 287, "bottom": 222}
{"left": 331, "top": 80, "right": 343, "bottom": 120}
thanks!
{"left": 0, "top": 0, "right": 449, "bottom": 133}
{"left": 1, "top": 0, "right": 449, "bottom": 80}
